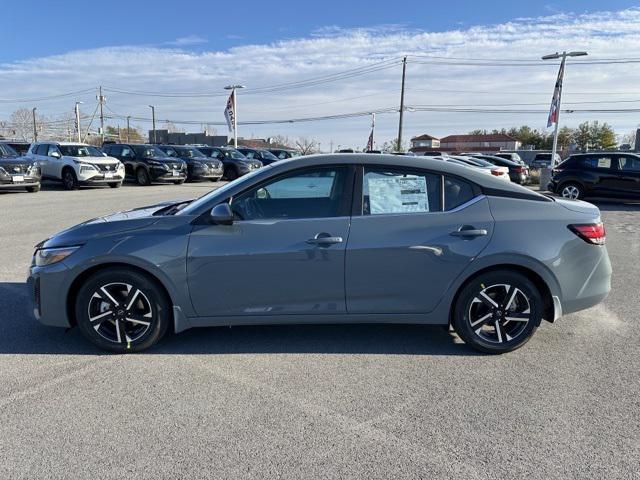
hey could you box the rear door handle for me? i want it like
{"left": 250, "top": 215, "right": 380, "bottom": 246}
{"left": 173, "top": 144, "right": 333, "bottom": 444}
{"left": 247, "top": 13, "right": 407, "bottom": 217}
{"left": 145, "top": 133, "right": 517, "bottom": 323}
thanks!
{"left": 306, "top": 232, "right": 343, "bottom": 246}
{"left": 450, "top": 226, "right": 488, "bottom": 238}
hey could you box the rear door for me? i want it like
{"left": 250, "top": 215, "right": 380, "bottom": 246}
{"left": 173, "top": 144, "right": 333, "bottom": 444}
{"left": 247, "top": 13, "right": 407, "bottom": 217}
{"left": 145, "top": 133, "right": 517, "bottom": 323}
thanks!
{"left": 582, "top": 155, "right": 617, "bottom": 194}
{"left": 345, "top": 166, "right": 494, "bottom": 314}
{"left": 612, "top": 155, "right": 640, "bottom": 196}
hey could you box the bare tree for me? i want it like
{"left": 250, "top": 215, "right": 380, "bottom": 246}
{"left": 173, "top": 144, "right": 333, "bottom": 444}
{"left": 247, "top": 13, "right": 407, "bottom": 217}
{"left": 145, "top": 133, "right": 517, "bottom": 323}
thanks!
{"left": 294, "top": 137, "right": 319, "bottom": 155}
{"left": 162, "top": 121, "right": 184, "bottom": 133}
{"left": 9, "top": 108, "right": 38, "bottom": 141}
{"left": 269, "top": 134, "right": 292, "bottom": 147}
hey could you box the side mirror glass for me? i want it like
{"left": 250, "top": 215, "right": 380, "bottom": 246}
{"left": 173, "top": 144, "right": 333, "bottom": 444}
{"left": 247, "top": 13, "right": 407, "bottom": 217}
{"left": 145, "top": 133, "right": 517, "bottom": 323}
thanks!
{"left": 50, "top": 151, "right": 61, "bottom": 159}
{"left": 209, "top": 203, "right": 234, "bottom": 225}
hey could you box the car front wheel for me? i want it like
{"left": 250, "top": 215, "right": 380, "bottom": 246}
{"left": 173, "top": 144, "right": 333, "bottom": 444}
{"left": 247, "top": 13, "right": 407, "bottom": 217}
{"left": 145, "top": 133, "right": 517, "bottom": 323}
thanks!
{"left": 136, "top": 167, "right": 151, "bottom": 186}
{"left": 62, "top": 168, "right": 79, "bottom": 190}
{"left": 452, "top": 270, "right": 542, "bottom": 354}
{"left": 75, "top": 268, "right": 171, "bottom": 352}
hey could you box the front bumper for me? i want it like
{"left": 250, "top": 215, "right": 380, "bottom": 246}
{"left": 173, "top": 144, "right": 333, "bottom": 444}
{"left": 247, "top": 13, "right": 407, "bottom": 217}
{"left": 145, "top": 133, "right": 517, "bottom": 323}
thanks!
{"left": 79, "top": 174, "right": 124, "bottom": 185}
{"left": 191, "top": 165, "right": 224, "bottom": 180}
{"left": 150, "top": 167, "right": 187, "bottom": 182}
{"left": 0, "top": 174, "right": 40, "bottom": 189}
{"left": 27, "top": 262, "right": 73, "bottom": 328}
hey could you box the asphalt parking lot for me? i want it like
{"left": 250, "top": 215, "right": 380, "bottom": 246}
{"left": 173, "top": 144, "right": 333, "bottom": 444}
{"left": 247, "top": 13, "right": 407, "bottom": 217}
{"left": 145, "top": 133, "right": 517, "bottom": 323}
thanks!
{"left": 0, "top": 182, "right": 638, "bottom": 479}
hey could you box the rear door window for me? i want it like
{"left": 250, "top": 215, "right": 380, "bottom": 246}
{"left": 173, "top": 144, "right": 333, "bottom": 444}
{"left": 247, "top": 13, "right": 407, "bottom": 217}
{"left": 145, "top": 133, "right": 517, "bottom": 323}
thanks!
{"left": 363, "top": 167, "right": 442, "bottom": 215}
{"left": 583, "top": 156, "right": 613, "bottom": 169}
{"left": 617, "top": 156, "right": 640, "bottom": 171}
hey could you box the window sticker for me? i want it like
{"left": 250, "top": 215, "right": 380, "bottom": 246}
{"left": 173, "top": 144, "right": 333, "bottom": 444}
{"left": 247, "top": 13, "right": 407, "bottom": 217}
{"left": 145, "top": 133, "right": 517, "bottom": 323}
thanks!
{"left": 368, "top": 175, "right": 429, "bottom": 214}
{"left": 597, "top": 157, "right": 611, "bottom": 168}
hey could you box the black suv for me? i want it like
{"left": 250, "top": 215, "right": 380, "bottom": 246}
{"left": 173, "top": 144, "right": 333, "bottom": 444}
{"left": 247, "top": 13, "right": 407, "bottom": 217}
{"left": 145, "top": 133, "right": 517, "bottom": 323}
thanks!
{"left": 548, "top": 152, "right": 640, "bottom": 199}
{"left": 268, "top": 148, "right": 300, "bottom": 160}
{"left": 195, "top": 146, "right": 262, "bottom": 180}
{"left": 0, "top": 142, "right": 41, "bottom": 193}
{"left": 157, "top": 145, "right": 223, "bottom": 182}
{"left": 237, "top": 147, "right": 280, "bottom": 166}
{"left": 103, "top": 144, "right": 187, "bottom": 186}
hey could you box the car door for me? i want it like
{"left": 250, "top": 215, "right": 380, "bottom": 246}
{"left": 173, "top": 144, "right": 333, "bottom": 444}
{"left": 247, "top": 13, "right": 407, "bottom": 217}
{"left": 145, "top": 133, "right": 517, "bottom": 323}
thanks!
{"left": 187, "top": 165, "right": 354, "bottom": 317}
{"left": 34, "top": 144, "right": 52, "bottom": 177}
{"left": 345, "top": 166, "right": 493, "bottom": 314}
{"left": 612, "top": 155, "right": 640, "bottom": 196}
{"left": 584, "top": 155, "right": 617, "bottom": 193}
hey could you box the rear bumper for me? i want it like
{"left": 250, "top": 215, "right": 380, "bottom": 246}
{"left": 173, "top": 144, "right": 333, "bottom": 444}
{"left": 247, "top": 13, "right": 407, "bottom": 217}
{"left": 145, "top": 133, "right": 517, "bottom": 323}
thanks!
{"left": 560, "top": 245, "right": 612, "bottom": 316}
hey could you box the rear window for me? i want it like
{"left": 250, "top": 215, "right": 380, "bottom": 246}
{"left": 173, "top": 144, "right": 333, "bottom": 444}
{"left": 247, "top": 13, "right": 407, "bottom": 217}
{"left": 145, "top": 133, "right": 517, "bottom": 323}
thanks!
{"left": 618, "top": 156, "right": 640, "bottom": 171}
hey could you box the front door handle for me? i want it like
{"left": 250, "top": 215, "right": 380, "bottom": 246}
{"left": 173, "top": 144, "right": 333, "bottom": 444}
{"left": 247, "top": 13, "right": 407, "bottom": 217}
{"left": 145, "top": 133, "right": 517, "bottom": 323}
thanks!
{"left": 450, "top": 226, "right": 488, "bottom": 238}
{"left": 306, "top": 232, "right": 343, "bottom": 246}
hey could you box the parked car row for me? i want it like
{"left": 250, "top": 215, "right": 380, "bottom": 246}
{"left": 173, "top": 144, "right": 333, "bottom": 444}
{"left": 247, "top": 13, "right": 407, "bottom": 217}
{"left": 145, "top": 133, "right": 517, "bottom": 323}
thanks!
{"left": 0, "top": 141, "right": 300, "bottom": 193}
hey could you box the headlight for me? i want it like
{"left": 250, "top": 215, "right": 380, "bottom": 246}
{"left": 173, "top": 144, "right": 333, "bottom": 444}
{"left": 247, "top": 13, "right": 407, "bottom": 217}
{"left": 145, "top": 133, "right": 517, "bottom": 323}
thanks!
{"left": 117, "top": 162, "right": 125, "bottom": 170}
{"left": 35, "top": 246, "right": 80, "bottom": 267}
{"left": 79, "top": 163, "right": 98, "bottom": 173}
{"left": 149, "top": 160, "right": 169, "bottom": 170}
{"left": 28, "top": 164, "right": 40, "bottom": 176}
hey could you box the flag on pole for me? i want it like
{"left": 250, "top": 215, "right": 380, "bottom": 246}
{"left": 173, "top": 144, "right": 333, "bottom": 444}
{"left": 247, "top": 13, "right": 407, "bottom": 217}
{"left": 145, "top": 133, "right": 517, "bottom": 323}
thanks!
{"left": 547, "top": 57, "right": 565, "bottom": 128}
{"left": 224, "top": 90, "right": 236, "bottom": 132}
{"left": 365, "top": 113, "right": 375, "bottom": 151}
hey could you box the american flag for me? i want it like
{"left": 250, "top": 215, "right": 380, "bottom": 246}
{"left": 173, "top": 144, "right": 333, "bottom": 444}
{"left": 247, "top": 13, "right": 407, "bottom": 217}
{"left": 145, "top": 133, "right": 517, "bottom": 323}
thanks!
{"left": 547, "top": 57, "right": 565, "bottom": 128}
{"left": 224, "top": 90, "right": 236, "bottom": 132}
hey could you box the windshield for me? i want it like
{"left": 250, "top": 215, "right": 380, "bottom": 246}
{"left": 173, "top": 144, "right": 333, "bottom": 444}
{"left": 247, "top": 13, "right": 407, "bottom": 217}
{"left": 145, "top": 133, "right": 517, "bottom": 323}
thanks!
{"left": 176, "top": 147, "right": 206, "bottom": 158}
{"left": 160, "top": 147, "right": 178, "bottom": 157}
{"left": 0, "top": 143, "right": 19, "bottom": 157}
{"left": 59, "top": 145, "right": 105, "bottom": 157}
{"left": 178, "top": 166, "right": 270, "bottom": 216}
{"left": 260, "top": 150, "right": 279, "bottom": 161}
{"left": 224, "top": 148, "right": 248, "bottom": 160}
{"left": 133, "top": 145, "right": 168, "bottom": 158}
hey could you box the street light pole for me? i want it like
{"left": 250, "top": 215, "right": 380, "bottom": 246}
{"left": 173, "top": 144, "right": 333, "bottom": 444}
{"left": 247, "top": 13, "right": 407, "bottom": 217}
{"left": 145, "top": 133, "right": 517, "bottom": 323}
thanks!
{"left": 148, "top": 105, "right": 156, "bottom": 143}
{"left": 224, "top": 84, "right": 245, "bottom": 148}
{"left": 542, "top": 51, "right": 587, "bottom": 165}
{"left": 126, "top": 116, "right": 131, "bottom": 143}
{"left": 74, "top": 102, "right": 83, "bottom": 142}
{"left": 32, "top": 107, "right": 38, "bottom": 142}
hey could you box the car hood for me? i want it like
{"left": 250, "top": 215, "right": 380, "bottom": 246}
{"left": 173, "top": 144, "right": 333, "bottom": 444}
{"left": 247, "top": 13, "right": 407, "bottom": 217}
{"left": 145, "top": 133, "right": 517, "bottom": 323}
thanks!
{"left": 0, "top": 155, "right": 33, "bottom": 165}
{"left": 39, "top": 200, "right": 190, "bottom": 249}
{"left": 554, "top": 197, "right": 601, "bottom": 217}
{"left": 66, "top": 155, "right": 119, "bottom": 164}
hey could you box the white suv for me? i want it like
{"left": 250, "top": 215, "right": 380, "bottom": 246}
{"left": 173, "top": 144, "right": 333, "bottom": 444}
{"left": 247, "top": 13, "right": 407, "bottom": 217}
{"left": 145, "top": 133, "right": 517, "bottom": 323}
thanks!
{"left": 28, "top": 142, "right": 125, "bottom": 190}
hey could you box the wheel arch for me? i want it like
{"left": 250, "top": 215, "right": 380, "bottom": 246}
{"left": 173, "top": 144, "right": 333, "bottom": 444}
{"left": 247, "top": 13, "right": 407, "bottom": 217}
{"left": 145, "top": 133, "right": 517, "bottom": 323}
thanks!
{"left": 448, "top": 263, "right": 557, "bottom": 326}
{"left": 65, "top": 262, "right": 174, "bottom": 328}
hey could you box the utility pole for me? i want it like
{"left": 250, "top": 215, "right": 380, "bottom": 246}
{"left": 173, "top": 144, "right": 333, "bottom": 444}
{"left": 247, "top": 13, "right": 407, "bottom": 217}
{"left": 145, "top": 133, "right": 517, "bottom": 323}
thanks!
{"left": 371, "top": 113, "right": 376, "bottom": 149}
{"left": 74, "top": 102, "right": 83, "bottom": 142}
{"left": 98, "top": 86, "right": 105, "bottom": 144}
{"left": 329, "top": 140, "right": 333, "bottom": 153}
{"left": 32, "top": 107, "right": 38, "bottom": 142}
{"left": 542, "top": 51, "right": 588, "bottom": 166}
{"left": 148, "top": 105, "right": 156, "bottom": 143}
{"left": 396, "top": 56, "right": 407, "bottom": 152}
{"left": 126, "top": 116, "right": 131, "bottom": 142}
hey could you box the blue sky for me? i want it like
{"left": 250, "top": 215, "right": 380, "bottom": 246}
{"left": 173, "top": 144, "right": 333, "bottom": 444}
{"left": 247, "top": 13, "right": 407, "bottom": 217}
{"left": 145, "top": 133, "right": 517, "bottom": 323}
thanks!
{"left": 5, "top": 0, "right": 637, "bottom": 62}
{"left": 2, "top": 2, "right": 640, "bottom": 147}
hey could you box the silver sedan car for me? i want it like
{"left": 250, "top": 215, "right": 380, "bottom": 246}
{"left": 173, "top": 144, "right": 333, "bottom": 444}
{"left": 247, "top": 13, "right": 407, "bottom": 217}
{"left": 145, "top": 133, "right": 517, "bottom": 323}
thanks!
{"left": 28, "top": 154, "right": 611, "bottom": 354}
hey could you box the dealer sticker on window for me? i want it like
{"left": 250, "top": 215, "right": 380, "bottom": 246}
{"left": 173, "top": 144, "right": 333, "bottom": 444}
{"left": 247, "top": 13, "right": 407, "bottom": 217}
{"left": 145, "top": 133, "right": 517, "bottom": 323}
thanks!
{"left": 368, "top": 175, "right": 429, "bottom": 214}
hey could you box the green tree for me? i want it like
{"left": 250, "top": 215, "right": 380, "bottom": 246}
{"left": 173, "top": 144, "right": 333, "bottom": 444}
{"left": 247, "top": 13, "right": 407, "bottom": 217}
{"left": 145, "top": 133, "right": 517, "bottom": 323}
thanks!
{"left": 572, "top": 121, "right": 616, "bottom": 150}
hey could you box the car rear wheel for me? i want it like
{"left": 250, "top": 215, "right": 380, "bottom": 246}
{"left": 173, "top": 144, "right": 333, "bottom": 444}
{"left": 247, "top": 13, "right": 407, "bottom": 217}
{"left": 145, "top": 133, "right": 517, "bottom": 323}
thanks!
{"left": 452, "top": 271, "right": 542, "bottom": 354}
{"left": 62, "top": 168, "right": 78, "bottom": 190}
{"left": 75, "top": 268, "right": 170, "bottom": 353}
{"left": 136, "top": 167, "right": 151, "bottom": 186}
{"left": 559, "top": 182, "right": 583, "bottom": 200}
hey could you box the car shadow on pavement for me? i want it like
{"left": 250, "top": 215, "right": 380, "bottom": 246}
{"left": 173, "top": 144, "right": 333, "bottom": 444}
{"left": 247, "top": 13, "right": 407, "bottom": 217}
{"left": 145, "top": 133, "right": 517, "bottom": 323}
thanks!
{"left": 0, "top": 282, "right": 478, "bottom": 356}
{"left": 589, "top": 198, "right": 640, "bottom": 211}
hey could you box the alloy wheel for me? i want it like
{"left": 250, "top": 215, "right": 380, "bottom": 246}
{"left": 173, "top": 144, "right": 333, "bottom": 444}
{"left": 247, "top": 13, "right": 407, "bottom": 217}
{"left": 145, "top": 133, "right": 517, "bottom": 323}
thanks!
{"left": 87, "top": 282, "right": 153, "bottom": 344}
{"left": 468, "top": 283, "right": 531, "bottom": 344}
{"left": 561, "top": 185, "right": 580, "bottom": 199}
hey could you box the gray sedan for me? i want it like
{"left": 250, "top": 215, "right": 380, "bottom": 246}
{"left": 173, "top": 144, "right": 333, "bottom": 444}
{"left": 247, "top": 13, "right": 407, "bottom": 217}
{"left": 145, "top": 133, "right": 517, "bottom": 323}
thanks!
{"left": 28, "top": 155, "right": 611, "bottom": 353}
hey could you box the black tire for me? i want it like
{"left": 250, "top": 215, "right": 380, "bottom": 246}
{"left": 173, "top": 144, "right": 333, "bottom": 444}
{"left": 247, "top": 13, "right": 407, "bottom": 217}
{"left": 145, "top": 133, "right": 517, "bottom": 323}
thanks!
{"left": 224, "top": 166, "right": 238, "bottom": 181}
{"left": 75, "top": 267, "right": 171, "bottom": 353}
{"left": 26, "top": 185, "right": 40, "bottom": 193}
{"left": 173, "top": 179, "right": 185, "bottom": 185}
{"left": 558, "top": 181, "right": 583, "bottom": 200}
{"left": 452, "top": 270, "right": 542, "bottom": 354}
{"left": 108, "top": 182, "right": 121, "bottom": 188}
{"left": 136, "top": 167, "right": 151, "bottom": 186}
{"left": 62, "top": 168, "right": 79, "bottom": 190}
{"left": 209, "top": 177, "right": 220, "bottom": 182}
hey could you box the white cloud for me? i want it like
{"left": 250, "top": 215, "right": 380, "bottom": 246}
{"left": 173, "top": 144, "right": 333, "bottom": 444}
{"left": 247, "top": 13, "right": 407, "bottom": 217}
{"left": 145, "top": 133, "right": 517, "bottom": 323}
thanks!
{"left": 1, "top": 7, "right": 640, "bottom": 148}
{"left": 164, "top": 35, "right": 208, "bottom": 46}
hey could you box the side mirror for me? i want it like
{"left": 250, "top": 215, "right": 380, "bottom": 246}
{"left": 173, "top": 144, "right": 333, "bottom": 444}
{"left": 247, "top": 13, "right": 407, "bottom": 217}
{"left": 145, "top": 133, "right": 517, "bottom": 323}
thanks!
{"left": 209, "top": 203, "right": 234, "bottom": 225}
{"left": 50, "top": 151, "right": 61, "bottom": 159}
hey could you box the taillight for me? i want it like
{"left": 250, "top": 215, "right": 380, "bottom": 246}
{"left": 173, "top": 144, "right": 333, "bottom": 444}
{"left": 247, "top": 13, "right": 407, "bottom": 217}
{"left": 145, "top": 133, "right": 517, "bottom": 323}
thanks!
{"left": 514, "top": 166, "right": 525, "bottom": 173}
{"left": 491, "top": 169, "right": 502, "bottom": 176}
{"left": 569, "top": 223, "right": 606, "bottom": 245}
